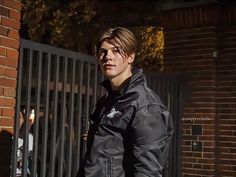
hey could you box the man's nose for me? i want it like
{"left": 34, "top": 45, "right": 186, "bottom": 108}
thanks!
{"left": 104, "top": 50, "right": 113, "bottom": 60}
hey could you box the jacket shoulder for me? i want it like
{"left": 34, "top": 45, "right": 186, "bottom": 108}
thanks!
{"left": 128, "top": 84, "right": 164, "bottom": 110}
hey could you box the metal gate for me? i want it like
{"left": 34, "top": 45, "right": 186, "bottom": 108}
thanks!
{"left": 145, "top": 71, "right": 182, "bottom": 177}
{"left": 11, "top": 39, "right": 182, "bottom": 177}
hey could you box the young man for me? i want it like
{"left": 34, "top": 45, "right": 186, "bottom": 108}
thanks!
{"left": 78, "top": 27, "right": 174, "bottom": 177}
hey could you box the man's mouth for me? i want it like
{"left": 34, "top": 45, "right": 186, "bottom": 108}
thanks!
{"left": 103, "top": 64, "right": 115, "bottom": 69}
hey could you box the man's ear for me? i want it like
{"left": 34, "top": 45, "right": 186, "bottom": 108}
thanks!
{"left": 128, "top": 53, "right": 135, "bottom": 64}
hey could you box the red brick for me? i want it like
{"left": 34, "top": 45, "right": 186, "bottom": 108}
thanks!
{"left": 191, "top": 97, "right": 216, "bottom": 103}
{"left": 192, "top": 91, "right": 215, "bottom": 98}
{"left": 203, "top": 130, "right": 215, "bottom": 135}
{"left": 184, "top": 108, "right": 215, "bottom": 114}
{"left": 197, "top": 158, "right": 215, "bottom": 164}
{"left": 1, "top": 108, "right": 14, "bottom": 117}
{"left": 7, "top": 58, "right": 18, "bottom": 68}
{"left": 5, "top": 67, "right": 17, "bottom": 78}
{"left": 183, "top": 162, "right": 193, "bottom": 168}
{"left": 218, "top": 164, "right": 233, "bottom": 171}
{"left": 2, "top": 0, "right": 21, "bottom": 11}
{"left": 0, "top": 127, "right": 13, "bottom": 134}
{"left": 0, "top": 78, "right": 16, "bottom": 87}
{"left": 0, "top": 87, "right": 4, "bottom": 96}
{"left": 193, "top": 163, "right": 202, "bottom": 168}
{"left": 220, "top": 159, "right": 236, "bottom": 165}
{"left": 182, "top": 152, "right": 194, "bottom": 157}
{"left": 219, "top": 142, "right": 236, "bottom": 148}
{"left": 0, "top": 26, "right": 8, "bottom": 36}
{"left": 219, "top": 130, "right": 234, "bottom": 136}
{"left": 219, "top": 153, "right": 236, "bottom": 159}
{"left": 0, "top": 47, "right": 6, "bottom": 57}
{"left": 9, "top": 9, "right": 21, "bottom": 20}
{"left": 203, "top": 152, "right": 215, "bottom": 158}
{"left": 8, "top": 29, "right": 19, "bottom": 40}
{"left": 199, "top": 136, "right": 215, "bottom": 141}
{"left": 0, "top": 37, "right": 19, "bottom": 49}
{"left": 182, "top": 157, "right": 198, "bottom": 163}
{"left": 0, "top": 6, "right": 9, "bottom": 17}
{"left": 164, "top": 9, "right": 236, "bottom": 175}
{"left": 6, "top": 49, "right": 18, "bottom": 59}
{"left": 0, "top": 97, "right": 15, "bottom": 107}
{"left": 0, "top": 66, "right": 5, "bottom": 76}
{"left": 202, "top": 124, "right": 215, "bottom": 130}
{"left": 219, "top": 119, "right": 236, "bottom": 125}
{"left": 182, "top": 146, "right": 191, "bottom": 151}
{"left": 0, "top": 118, "right": 14, "bottom": 126}
{"left": 219, "top": 136, "right": 236, "bottom": 142}
{"left": 0, "top": 57, "right": 18, "bottom": 68}
{"left": 1, "top": 17, "right": 20, "bottom": 30}
{"left": 229, "top": 171, "right": 236, "bottom": 176}
{"left": 203, "top": 147, "right": 215, "bottom": 152}
{"left": 0, "top": 57, "right": 5, "bottom": 65}
{"left": 3, "top": 87, "right": 15, "bottom": 97}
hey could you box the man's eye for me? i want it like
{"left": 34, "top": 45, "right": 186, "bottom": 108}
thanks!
{"left": 112, "top": 48, "right": 120, "bottom": 54}
{"left": 98, "top": 50, "right": 105, "bottom": 57}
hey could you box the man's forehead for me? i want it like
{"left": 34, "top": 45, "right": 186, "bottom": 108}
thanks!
{"left": 100, "top": 40, "right": 121, "bottom": 50}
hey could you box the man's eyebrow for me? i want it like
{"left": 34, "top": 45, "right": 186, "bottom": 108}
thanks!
{"left": 98, "top": 48, "right": 106, "bottom": 51}
{"left": 99, "top": 46, "right": 121, "bottom": 51}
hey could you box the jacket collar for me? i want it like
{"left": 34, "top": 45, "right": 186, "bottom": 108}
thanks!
{"left": 101, "top": 67, "right": 147, "bottom": 95}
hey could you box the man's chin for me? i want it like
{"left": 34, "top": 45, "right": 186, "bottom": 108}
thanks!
{"left": 103, "top": 71, "right": 116, "bottom": 78}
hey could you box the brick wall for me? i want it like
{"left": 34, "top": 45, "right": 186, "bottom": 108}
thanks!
{"left": 0, "top": 0, "right": 21, "bottom": 176}
{"left": 216, "top": 7, "right": 236, "bottom": 175}
{"left": 161, "top": 3, "right": 236, "bottom": 177}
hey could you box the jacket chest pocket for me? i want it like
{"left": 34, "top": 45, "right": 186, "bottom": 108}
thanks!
{"left": 101, "top": 105, "right": 134, "bottom": 130}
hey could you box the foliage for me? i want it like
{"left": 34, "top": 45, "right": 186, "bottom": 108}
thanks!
{"left": 21, "top": 0, "right": 97, "bottom": 53}
{"left": 21, "top": 1, "right": 164, "bottom": 69}
{"left": 132, "top": 26, "right": 164, "bottom": 70}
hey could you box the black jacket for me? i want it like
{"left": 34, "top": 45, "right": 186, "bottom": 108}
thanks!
{"left": 79, "top": 69, "right": 174, "bottom": 177}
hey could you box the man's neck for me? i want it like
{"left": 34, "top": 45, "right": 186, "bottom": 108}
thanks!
{"left": 109, "top": 69, "right": 132, "bottom": 91}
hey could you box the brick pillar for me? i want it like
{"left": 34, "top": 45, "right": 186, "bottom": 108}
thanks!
{"left": 215, "top": 5, "right": 236, "bottom": 177}
{"left": 161, "top": 3, "right": 219, "bottom": 177}
{"left": 0, "top": 0, "right": 21, "bottom": 176}
{"left": 161, "top": 3, "right": 236, "bottom": 177}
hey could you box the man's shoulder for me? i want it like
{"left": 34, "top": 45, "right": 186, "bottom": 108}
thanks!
{"left": 127, "top": 84, "right": 163, "bottom": 108}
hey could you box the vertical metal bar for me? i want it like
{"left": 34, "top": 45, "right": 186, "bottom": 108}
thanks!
{"left": 162, "top": 77, "right": 167, "bottom": 104}
{"left": 11, "top": 43, "right": 24, "bottom": 177}
{"left": 153, "top": 76, "right": 157, "bottom": 93}
{"left": 67, "top": 59, "right": 75, "bottom": 177}
{"left": 58, "top": 58, "right": 67, "bottom": 177}
{"left": 168, "top": 79, "right": 174, "bottom": 177}
{"left": 22, "top": 49, "right": 33, "bottom": 177}
{"left": 158, "top": 77, "right": 161, "bottom": 99}
{"left": 177, "top": 78, "right": 182, "bottom": 177}
{"left": 74, "top": 61, "right": 84, "bottom": 174}
{"left": 93, "top": 64, "right": 98, "bottom": 107}
{"left": 31, "top": 50, "right": 42, "bottom": 176}
{"left": 166, "top": 79, "right": 170, "bottom": 110}
{"left": 49, "top": 56, "right": 59, "bottom": 177}
{"left": 85, "top": 63, "right": 91, "bottom": 132}
{"left": 100, "top": 71, "right": 105, "bottom": 96}
{"left": 170, "top": 79, "right": 175, "bottom": 177}
{"left": 152, "top": 75, "right": 155, "bottom": 89}
{"left": 40, "top": 53, "right": 51, "bottom": 177}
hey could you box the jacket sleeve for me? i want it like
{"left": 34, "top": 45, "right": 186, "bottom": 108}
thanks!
{"left": 131, "top": 104, "right": 174, "bottom": 177}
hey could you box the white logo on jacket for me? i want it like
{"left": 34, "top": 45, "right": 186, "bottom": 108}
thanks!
{"left": 107, "top": 108, "right": 121, "bottom": 119}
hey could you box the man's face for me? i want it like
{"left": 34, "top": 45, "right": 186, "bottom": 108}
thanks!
{"left": 97, "top": 41, "right": 134, "bottom": 80}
